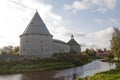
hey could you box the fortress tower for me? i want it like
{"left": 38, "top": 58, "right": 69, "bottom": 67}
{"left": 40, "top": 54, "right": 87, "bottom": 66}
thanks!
{"left": 20, "top": 10, "right": 81, "bottom": 58}
{"left": 68, "top": 35, "right": 81, "bottom": 54}
{"left": 20, "top": 11, "right": 53, "bottom": 58}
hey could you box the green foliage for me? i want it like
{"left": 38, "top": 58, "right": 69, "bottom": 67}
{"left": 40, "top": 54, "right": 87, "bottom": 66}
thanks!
{"left": 0, "top": 51, "right": 8, "bottom": 55}
{"left": 84, "top": 48, "right": 96, "bottom": 56}
{"left": 53, "top": 52, "right": 92, "bottom": 66}
{"left": 111, "top": 28, "right": 120, "bottom": 58}
{"left": 82, "top": 48, "right": 98, "bottom": 60}
{"left": 13, "top": 46, "right": 19, "bottom": 55}
{"left": 0, "top": 46, "right": 20, "bottom": 55}
{"left": 0, "top": 57, "right": 75, "bottom": 74}
{"left": 96, "top": 48, "right": 102, "bottom": 52}
{"left": 107, "top": 53, "right": 114, "bottom": 60}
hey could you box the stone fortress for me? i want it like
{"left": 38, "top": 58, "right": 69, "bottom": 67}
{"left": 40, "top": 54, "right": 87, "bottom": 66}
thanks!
{"left": 20, "top": 11, "right": 81, "bottom": 58}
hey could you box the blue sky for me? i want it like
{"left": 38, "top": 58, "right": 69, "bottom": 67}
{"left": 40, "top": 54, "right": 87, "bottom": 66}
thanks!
{"left": 0, "top": 0, "right": 120, "bottom": 50}
{"left": 45, "top": 0, "right": 120, "bottom": 31}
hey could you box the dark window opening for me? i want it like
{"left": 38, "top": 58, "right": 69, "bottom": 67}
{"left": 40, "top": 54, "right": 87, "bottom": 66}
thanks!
{"left": 41, "top": 48, "right": 43, "bottom": 51}
{"left": 23, "top": 49, "right": 25, "bottom": 51}
{"left": 41, "top": 40, "right": 43, "bottom": 42}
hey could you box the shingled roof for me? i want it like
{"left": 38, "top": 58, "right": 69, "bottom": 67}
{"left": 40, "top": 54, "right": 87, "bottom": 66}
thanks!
{"left": 22, "top": 11, "right": 51, "bottom": 36}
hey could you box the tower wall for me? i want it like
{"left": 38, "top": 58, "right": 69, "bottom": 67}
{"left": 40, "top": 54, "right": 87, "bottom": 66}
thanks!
{"left": 70, "top": 45, "right": 81, "bottom": 54}
{"left": 20, "top": 34, "right": 53, "bottom": 58}
{"left": 67, "top": 35, "right": 81, "bottom": 54}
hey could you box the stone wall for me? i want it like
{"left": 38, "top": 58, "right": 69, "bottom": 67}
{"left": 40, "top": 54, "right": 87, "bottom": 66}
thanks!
{"left": 53, "top": 40, "right": 70, "bottom": 54}
{"left": 20, "top": 34, "right": 53, "bottom": 58}
{"left": 70, "top": 45, "right": 81, "bottom": 54}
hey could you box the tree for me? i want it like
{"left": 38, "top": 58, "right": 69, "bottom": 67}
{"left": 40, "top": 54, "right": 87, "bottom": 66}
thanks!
{"left": 0, "top": 45, "right": 14, "bottom": 55}
{"left": 0, "top": 51, "right": 8, "bottom": 55}
{"left": 84, "top": 48, "right": 96, "bottom": 56}
{"left": 104, "top": 48, "right": 107, "bottom": 52}
{"left": 85, "top": 48, "right": 91, "bottom": 53}
{"left": 111, "top": 27, "right": 120, "bottom": 58}
{"left": 96, "top": 48, "right": 102, "bottom": 52}
{"left": 107, "top": 50, "right": 114, "bottom": 59}
{"left": 13, "top": 46, "right": 19, "bottom": 55}
{"left": 90, "top": 48, "right": 96, "bottom": 56}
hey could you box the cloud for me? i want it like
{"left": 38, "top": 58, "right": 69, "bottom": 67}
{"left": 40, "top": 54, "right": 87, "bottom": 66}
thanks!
{"left": 95, "top": 18, "right": 104, "bottom": 23}
{"left": 71, "top": 1, "right": 87, "bottom": 10}
{"left": 80, "top": 42, "right": 97, "bottom": 51}
{"left": 63, "top": 0, "right": 118, "bottom": 13}
{"left": 88, "top": 27, "right": 113, "bottom": 40}
{"left": 109, "top": 18, "right": 119, "bottom": 24}
{"left": 63, "top": 31, "right": 85, "bottom": 37}
{"left": 81, "top": 42, "right": 97, "bottom": 48}
{"left": 94, "top": 18, "right": 120, "bottom": 25}
{"left": 0, "top": 0, "right": 64, "bottom": 47}
{"left": 87, "top": 27, "right": 114, "bottom": 49}
{"left": 64, "top": 5, "right": 71, "bottom": 10}
{"left": 63, "top": 0, "right": 88, "bottom": 13}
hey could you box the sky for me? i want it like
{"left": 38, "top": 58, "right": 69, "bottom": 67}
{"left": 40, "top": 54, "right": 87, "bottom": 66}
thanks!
{"left": 0, "top": 0, "right": 120, "bottom": 50}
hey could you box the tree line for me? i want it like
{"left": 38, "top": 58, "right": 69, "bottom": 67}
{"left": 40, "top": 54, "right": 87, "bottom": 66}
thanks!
{"left": 0, "top": 46, "right": 19, "bottom": 55}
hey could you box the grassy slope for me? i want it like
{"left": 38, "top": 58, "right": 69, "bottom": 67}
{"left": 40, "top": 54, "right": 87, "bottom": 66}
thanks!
{"left": 0, "top": 58, "right": 74, "bottom": 74}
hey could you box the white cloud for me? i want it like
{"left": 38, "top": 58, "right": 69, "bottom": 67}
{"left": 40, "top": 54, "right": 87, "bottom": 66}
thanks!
{"left": 87, "top": 27, "right": 114, "bottom": 49}
{"left": 0, "top": 0, "right": 78, "bottom": 47}
{"left": 95, "top": 18, "right": 119, "bottom": 25}
{"left": 81, "top": 42, "right": 97, "bottom": 48}
{"left": 95, "top": 18, "right": 104, "bottom": 23}
{"left": 72, "top": 1, "right": 87, "bottom": 10}
{"left": 63, "top": 0, "right": 117, "bottom": 13}
{"left": 89, "top": 27, "right": 113, "bottom": 39}
{"left": 103, "top": 0, "right": 117, "bottom": 9}
{"left": 109, "top": 18, "right": 119, "bottom": 24}
{"left": 63, "top": 31, "right": 85, "bottom": 37}
{"left": 64, "top": 4, "right": 71, "bottom": 10}
{"left": 95, "top": 0, "right": 117, "bottom": 12}
{"left": 80, "top": 42, "right": 97, "bottom": 51}
{"left": 0, "top": 0, "right": 29, "bottom": 47}
{"left": 63, "top": 0, "right": 88, "bottom": 12}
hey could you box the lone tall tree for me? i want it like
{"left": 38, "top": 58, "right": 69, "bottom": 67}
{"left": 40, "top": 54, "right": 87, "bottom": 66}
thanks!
{"left": 111, "top": 27, "right": 120, "bottom": 58}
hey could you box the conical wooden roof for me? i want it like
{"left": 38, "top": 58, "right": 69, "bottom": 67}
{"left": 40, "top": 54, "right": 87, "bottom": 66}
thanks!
{"left": 68, "top": 39, "right": 80, "bottom": 45}
{"left": 22, "top": 11, "right": 51, "bottom": 36}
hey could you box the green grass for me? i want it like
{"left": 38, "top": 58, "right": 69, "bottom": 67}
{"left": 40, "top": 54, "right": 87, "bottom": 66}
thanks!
{"left": 0, "top": 58, "right": 74, "bottom": 74}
